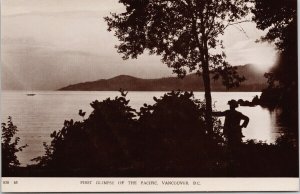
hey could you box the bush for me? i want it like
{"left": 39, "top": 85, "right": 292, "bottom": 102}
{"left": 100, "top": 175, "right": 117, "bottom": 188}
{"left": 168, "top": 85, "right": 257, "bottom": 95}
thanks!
{"left": 32, "top": 95, "right": 138, "bottom": 174}
{"left": 137, "top": 91, "right": 224, "bottom": 174}
{"left": 32, "top": 119, "right": 96, "bottom": 171}
{"left": 2, "top": 117, "right": 28, "bottom": 175}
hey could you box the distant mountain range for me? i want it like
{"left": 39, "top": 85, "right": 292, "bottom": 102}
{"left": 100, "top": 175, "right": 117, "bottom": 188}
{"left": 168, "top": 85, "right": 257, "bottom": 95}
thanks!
{"left": 59, "top": 65, "right": 267, "bottom": 91}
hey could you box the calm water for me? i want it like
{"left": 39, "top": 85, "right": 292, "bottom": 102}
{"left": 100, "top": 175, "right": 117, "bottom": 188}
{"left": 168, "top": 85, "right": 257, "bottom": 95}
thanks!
{"left": 1, "top": 91, "right": 284, "bottom": 166}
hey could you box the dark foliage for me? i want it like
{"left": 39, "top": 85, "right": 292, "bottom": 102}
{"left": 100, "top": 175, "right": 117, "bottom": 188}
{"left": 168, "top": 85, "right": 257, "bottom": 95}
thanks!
{"left": 252, "top": 0, "right": 297, "bottom": 51}
{"left": 137, "top": 91, "right": 224, "bottom": 175}
{"left": 29, "top": 91, "right": 226, "bottom": 176}
{"left": 252, "top": 0, "right": 298, "bottom": 137}
{"left": 253, "top": 0, "right": 297, "bottom": 88}
{"left": 32, "top": 95, "right": 138, "bottom": 174}
{"left": 232, "top": 139, "right": 298, "bottom": 177}
{"left": 2, "top": 117, "right": 28, "bottom": 176}
{"left": 31, "top": 120, "right": 96, "bottom": 170}
{"left": 19, "top": 92, "right": 298, "bottom": 177}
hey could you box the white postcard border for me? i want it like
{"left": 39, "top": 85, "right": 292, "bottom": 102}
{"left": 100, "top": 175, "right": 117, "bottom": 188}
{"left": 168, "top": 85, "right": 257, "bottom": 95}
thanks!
{"left": 1, "top": 177, "right": 299, "bottom": 192}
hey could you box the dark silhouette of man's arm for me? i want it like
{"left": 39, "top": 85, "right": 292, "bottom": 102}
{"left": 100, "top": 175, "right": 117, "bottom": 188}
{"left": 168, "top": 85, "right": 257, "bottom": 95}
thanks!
{"left": 240, "top": 114, "right": 249, "bottom": 128}
{"left": 212, "top": 111, "right": 226, "bottom": 117}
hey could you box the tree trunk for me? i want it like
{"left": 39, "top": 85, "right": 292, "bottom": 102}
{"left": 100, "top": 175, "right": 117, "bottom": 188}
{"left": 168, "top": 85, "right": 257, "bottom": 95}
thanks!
{"left": 198, "top": 44, "right": 213, "bottom": 134}
{"left": 202, "top": 58, "right": 213, "bottom": 135}
{"left": 192, "top": 19, "right": 214, "bottom": 135}
{"left": 202, "top": 35, "right": 213, "bottom": 135}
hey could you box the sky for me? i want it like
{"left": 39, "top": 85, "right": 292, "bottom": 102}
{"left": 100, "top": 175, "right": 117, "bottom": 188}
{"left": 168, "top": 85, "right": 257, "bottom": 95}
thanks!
{"left": 1, "top": 0, "right": 278, "bottom": 90}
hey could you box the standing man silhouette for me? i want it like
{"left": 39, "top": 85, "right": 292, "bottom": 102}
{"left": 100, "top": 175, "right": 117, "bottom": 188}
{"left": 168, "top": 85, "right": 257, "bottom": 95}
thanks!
{"left": 213, "top": 100, "right": 249, "bottom": 146}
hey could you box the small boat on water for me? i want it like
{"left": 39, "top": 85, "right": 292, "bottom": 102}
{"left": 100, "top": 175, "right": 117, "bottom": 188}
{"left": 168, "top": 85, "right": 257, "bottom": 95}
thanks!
{"left": 27, "top": 93, "right": 36, "bottom": 96}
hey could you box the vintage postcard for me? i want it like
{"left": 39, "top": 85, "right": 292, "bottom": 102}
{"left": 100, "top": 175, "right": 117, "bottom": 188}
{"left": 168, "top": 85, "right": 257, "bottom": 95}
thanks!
{"left": 1, "top": 0, "right": 299, "bottom": 192}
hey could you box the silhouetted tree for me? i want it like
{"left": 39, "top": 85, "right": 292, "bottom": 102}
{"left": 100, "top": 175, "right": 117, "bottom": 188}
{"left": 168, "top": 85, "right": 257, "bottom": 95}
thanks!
{"left": 105, "top": 0, "right": 249, "bottom": 134}
{"left": 2, "top": 117, "right": 28, "bottom": 175}
{"left": 252, "top": 0, "right": 297, "bottom": 51}
{"left": 252, "top": 0, "right": 297, "bottom": 87}
{"left": 252, "top": 0, "right": 298, "bottom": 132}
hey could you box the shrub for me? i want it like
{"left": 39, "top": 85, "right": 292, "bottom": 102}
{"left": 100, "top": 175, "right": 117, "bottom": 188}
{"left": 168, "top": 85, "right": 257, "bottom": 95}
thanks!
{"left": 32, "top": 95, "right": 138, "bottom": 173}
{"left": 2, "top": 117, "right": 28, "bottom": 175}
{"left": 32, "top": 119, "right": 96, "bottom": 171}
{"left": 137, "top": 91, "right": 224, "bottom": 172}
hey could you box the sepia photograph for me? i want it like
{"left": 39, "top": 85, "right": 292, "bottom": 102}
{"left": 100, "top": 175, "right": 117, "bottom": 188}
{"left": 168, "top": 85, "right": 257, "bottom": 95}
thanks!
{"left": 1, "top": 0, "right": 299, "bottom": 192}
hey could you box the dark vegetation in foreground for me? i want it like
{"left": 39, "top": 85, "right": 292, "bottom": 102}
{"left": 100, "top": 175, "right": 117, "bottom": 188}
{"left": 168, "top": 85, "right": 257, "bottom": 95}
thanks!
{"left": 2, "top": 91, "right": 298, "bottom": 177}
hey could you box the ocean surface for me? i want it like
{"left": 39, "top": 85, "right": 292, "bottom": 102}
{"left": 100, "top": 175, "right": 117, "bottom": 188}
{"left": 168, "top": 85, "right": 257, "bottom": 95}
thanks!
{"left": 1, "top": 91, "right": 285, "bottom": 166}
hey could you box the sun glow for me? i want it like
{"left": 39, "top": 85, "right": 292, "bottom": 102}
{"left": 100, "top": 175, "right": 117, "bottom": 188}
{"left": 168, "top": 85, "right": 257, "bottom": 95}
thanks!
{"left": 242, "top": 45, "right": 278, "bottom": 72}
{"left": 226, "top": 40, "right": 278, "bottom": 73}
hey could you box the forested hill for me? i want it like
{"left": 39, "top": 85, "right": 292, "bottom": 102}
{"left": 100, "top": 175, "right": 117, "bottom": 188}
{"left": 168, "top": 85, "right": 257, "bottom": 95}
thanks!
{"left": 59, "top": 65, "right": 267, "bottom": 91}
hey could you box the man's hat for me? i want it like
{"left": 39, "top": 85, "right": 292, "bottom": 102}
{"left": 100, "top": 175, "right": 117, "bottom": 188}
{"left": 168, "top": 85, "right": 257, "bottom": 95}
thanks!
{"left": 228, "top": 99, "right": 239, "bottom": 108}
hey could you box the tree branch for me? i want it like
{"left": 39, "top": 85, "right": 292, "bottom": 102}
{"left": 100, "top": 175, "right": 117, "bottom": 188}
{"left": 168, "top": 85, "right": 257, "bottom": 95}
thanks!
{"left": 223, "top": 20, "right": 251, "bottom": 31}
{"left": 236, "top": 24, "right": 250, "bottom": 38}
